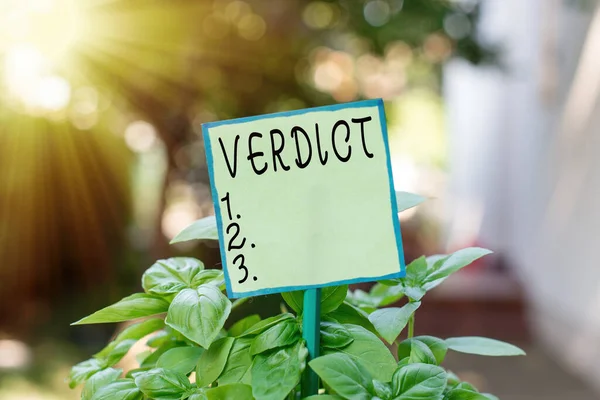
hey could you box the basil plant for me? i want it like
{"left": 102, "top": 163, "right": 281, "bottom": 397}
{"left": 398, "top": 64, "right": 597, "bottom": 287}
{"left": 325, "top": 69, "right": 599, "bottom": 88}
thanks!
{"left": 68, "top": 192, "right": 524, "bottom": 400}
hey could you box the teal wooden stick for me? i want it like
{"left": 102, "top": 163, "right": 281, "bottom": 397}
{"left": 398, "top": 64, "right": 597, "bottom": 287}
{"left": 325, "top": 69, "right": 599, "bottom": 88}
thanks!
{"left": 301, "top": 288, "right": 321, "bottom": 397}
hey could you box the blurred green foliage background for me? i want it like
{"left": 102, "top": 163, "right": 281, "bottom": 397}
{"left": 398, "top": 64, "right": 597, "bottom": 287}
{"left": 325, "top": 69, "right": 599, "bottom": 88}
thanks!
{"left": 0, "top": 0, "right": 488, "bottom": 397}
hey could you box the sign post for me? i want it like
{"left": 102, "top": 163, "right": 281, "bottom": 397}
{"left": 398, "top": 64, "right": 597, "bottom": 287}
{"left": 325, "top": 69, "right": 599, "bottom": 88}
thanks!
{"left": 301, "top": 288, "right": 321, "bottom": 396}
{"left": 202, "top": 99, "right": 406, "bottom": 394}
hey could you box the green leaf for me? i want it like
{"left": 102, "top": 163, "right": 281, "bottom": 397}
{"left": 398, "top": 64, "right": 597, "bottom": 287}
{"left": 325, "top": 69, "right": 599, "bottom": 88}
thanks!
{"left": 324, "top": 324, "right": 397, "bottom": 382}
{"left": 281, "top": 291, "right": 303, "bottom": 314}
{"left": 309, "top": 353, "right": 373, "bottom": 400}
{"left": 101, "top": 339, "right": 137, "bottom": 367}
{"left": 170, "top": 216, "right": 219, "bottom": 243}
{"left": 346, "top": 289, "right": 379, "bottom": 312}
{"left": 425, "top": 255, "right": 447, "bottom": 271}
{"left": 444, "top": 388, "right": 498, "bottom": 400}
{"left": 251, "top": 341, "right": 307, "bottom": 400}
{"left": 165, "top": 286, "right": 231, "bottom": 348}
{"left": 373, "top": 380, "right": 393, "bottom": 400}
{"left": 125, "top": 367, "right": 151, "bottom": 379}
{"left": 397, "top": 339, "right": 437, "bottom": 365}
{"left": 204, "top": 383, "right": 254, "bottom": 399}
{"left": 73, "top": 294, "right": 169, "bottom": 325}
{"left": 321, "top": 285, "right": 348, "bottom": 314}
{"left": 455, "top": 382, "right": 478, "bottom": 391}
{"left": 231, "top": 297, "right": 249, "bottom": 310}
{"left": 370, "top": 283, "right": 405, "bottom": 307}
{"left": 303, "top": 396, "right": 344, "bottom": 399}
{"left": 192, "top": 269, "right": 225, "bottom": 288}
{"left": 156, "top": 346, "right": 204, "bottom": 375}
{"left": 403, "top": 285, "right": 426, "bottom": 302}
{"left": 114, "top": 318, "right": 165, "bottom": 344}
{"left": 423, "top": 248, "right": 492, "bottom": 289}
{"left": 396, "top": 191, "right": 426, "bottom": 213}
{"left": 387, "top": 257, "right": 429, "bottom": 302}
{"left": 368, "top": 302, "right": 421, "bottom": 345}
{"left": 239, "top": 313, "right": 294, "bottom": 337}
{"left": 147, "top": 330, "right": 174, "bottom": 348}
{"left": 405, "top": 257, "right": 428, "bottom": 286}
{"left": 134, "top": 368, "right": 193, "bottom": 400}
{"left": 325, "top": 302, "right": 377, "bottom": 334}
{"left": 379, "top": 279, "right": 401, "bottom": 286}
{"left": 397, "top": 336, "right": 447, "bottom": 365}
{"left": 90, "top": 379, "right": 143, "bottom": 400}
{"left": 445, "top": 337, "right": 525, "bottom": 356}
{"left": 280, "top": 285, "right": 347, "bottom": 315}
{"left": 229, "top": 314, "right": 261, "bottom": 337}
{"left": 142, "top": 257, "right": 205, "bottom": 295}
{"left": 218, "top": 338, "right": 253, "bottom": 385}
{"left": 391, "top": 363, "right": 446, "bottom": 399}
{"left": 250, "top": 319, "right": 300, "bottom": 355}
{"left": 134, "top": 352, "right": 148, "bottom": 366}
{"left": 374, "top": 281, "right": 422, "bottom": 302}
{"left": 140, "top": 341, "right": 187, "bottom": 368}
{"left": 445, "top": 370, "right": 460, "bottom": 386}
{"left": 96, "top": 320, "right": 168, "bottom": 365}
{"left": 196, "top": 337, "right": 235, "bottom": 387}
{"left": 397, "top": 357, "right": 410, "bottom": 368}
{"left": 320, "top": 321, "right": 353, "bottom": 349}
{"left": 68, "top": 358, "right": 103, "bottom": 388}
{"left": 82, "top": 368, "right": 122, "bottom": 400}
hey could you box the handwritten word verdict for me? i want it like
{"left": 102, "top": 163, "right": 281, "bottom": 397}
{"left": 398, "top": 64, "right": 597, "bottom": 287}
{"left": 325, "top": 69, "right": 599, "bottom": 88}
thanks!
{"left": 218, "top": 117, "right": 375, "bottom": 178}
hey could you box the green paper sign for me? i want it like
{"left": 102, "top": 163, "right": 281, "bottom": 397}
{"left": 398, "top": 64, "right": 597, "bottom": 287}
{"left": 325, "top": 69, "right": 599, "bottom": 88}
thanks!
{"left": 203, "top": 99, "right": 405, "bottom": 298}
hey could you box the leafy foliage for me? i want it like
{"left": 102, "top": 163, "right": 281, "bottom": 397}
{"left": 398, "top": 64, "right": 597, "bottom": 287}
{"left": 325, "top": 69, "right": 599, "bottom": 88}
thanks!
{"left": 395, "top": 191, "right": 427, "bottom": 213}
{"left": 69, "top": 192, "right": 523, "bottom": 400}
{"left": 195, "top": 337, "right": 234, "bottom": 387}
{"left": 72, "top": 294, "right": 169, "bottom": 325}
{"left": 165, "top": 286, "right": 231, "bottom": 348}
{"left": 397, "top": 336, "right": 448, "bottom": 365}
{"left": 309, "top": 353, "right": 373, "bottom": 400}
{"left": 368, "top": 301, "right": 421, "bottom": 344}
{"left": 170, "top": 216, "right": 219, "bottom": 244}
{"left": 445, "top": 337, "right": 526, "bottom": 357}
{"left": 251, "top": 341, "right": 308, "bottom": 400}
{"left": 142, "top": 257, "right": 209, "bottom": 295}
{"left": 156, "top": 346, "right": 203, "bottom": 375}
{"left": 323, "top": 324, "right": 397, "bottom": 382}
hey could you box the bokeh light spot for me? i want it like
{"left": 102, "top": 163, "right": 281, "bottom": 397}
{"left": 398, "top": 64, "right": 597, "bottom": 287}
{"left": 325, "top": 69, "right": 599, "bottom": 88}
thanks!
{"left": 2, "top": 0, "right": 83, "bottom": 63}
{"left": 364, "top": 0, "right": 391, "bottom": 27}
{"left": 444, "top": 13, "right": 472, "bottom": 40}
{"left": 237, "top": 13, "right": 266, "bottom": 41}
{"left": 385, "top": 41, "right": 413, "bottom": 66}
{"left": 0, "top": 340, "right": 31, "bottom": 369}
{"left": 70, "top": 87, "right": 99, "bottom": 130}
{"left": 36, "top": 76, "right": 71, "bottom": 111}
{"left": 423, "top": 33, "right": 452, "bottom": 63}
{"left": 225, "top": 0, "right": 252, "bottom": 22}
{"left": 125, "top": 121, "right": 158, "bottom": 153}
{"left": 303, "top": 2, "right": 335, "bottom": 30}
{"left": 314, "top": 61, "right": 344, "bottom": 92}
{"left": 4, "top": 44, "right": 45, "bottom": 102}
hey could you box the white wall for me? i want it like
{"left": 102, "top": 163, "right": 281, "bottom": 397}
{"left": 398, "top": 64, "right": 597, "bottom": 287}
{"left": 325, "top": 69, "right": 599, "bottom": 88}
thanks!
{"left": 445, "top": 0, "right": 600, "bottom": 390}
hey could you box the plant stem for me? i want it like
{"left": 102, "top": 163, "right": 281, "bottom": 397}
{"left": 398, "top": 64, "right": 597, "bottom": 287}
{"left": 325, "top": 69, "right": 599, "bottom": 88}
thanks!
{"left": 408, "top": 313, "right": 415, "bottom": 339}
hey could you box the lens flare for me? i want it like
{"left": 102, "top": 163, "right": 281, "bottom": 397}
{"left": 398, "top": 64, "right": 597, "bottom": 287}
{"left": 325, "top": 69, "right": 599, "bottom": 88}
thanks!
{"left": 1, "top": 0, "right": 83, "bottom": 111}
